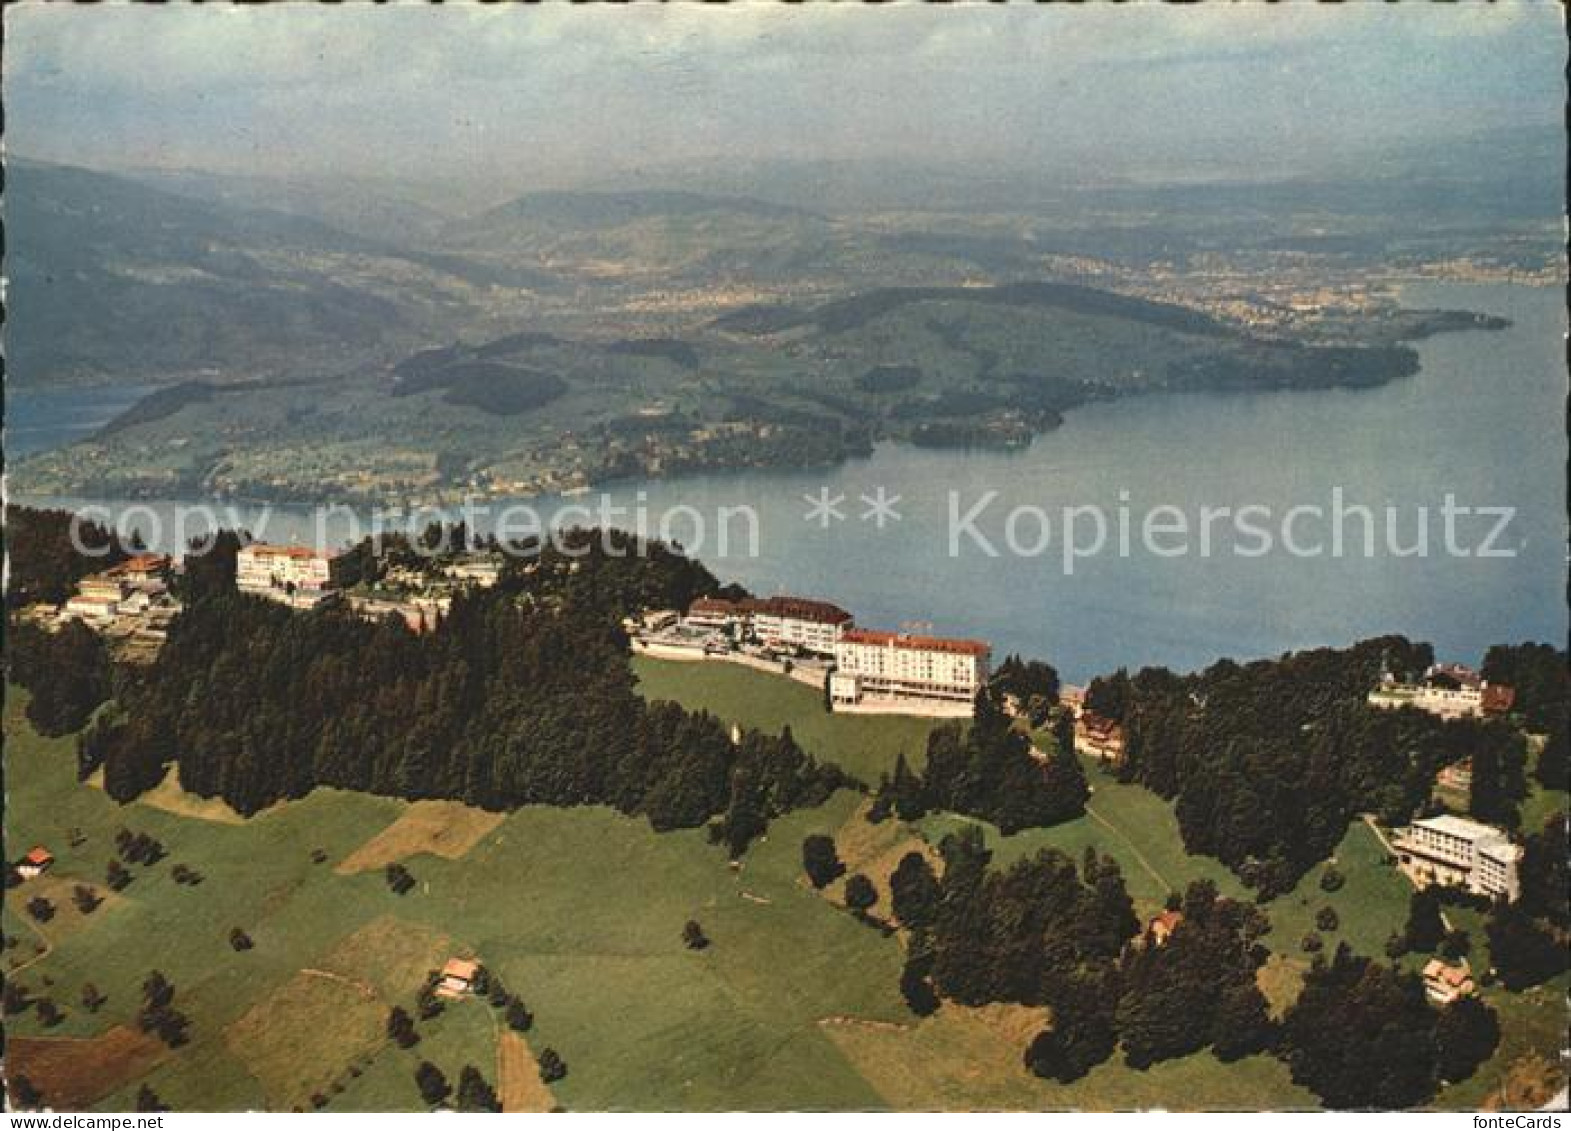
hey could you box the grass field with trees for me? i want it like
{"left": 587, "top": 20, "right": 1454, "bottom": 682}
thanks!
{"left": 5, "top": 659, "right": 1563, "bottom": 1110}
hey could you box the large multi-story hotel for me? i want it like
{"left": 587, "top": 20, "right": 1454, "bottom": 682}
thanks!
{"left": 236, "top": 544, "right": 338, "bottom": 608}
{"left": 831, "top": 629, "right": 991, "bottom": 708}
{"left": 743, "top": 596, "right": 852, "bottom": 655}
{"left": 1395, "top": 813, "right": 1521, "bottom": 902}
{"left": 681, "top": 595, "right": 852, "bottom": 656}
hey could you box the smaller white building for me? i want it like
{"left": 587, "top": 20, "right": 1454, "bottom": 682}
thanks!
{"left": 743, "top": 596, "right": 852, "bottom": 656}
{"left": 1396, "top": 813, "right": 1522, "bottom": 902}
{"left": 445, "top": 555, "right": 503, "bottom": 588}
{"left": 683, "top": 597, "right": 739, "bottom": 633}
{"left": 63, "top": 594, "right": 120, "bottom": 626}
{"left": 236, "top": 544, "right": 337, "bottom": 607}
{"left": 1368, "top": 663, "right": 1515, "bottom": 720}
{"left": 679, "top": 595, "right": 852, "bottom": 656}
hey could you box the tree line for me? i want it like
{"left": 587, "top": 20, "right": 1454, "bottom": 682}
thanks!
{"left": 1084, "top": 636, "right": 1538, "bottom": 896}
{"left": 76, "top": 530, "right": 848, "bottom": 855}
{"left": 865, "top": 826, "right": 1499, "bottom": 1108}
{"left": 4, "top": 504, "right": 130, "bottom": 608}
{"left": 872, "top": 691, "right": 1088, "bottom": 834}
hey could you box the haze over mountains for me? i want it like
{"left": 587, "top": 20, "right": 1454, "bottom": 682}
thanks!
{"left": 5, "top": 123, "right": 1560, "bottom": 392}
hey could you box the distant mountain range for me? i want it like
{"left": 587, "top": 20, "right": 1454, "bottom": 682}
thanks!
{"left": 4, "top": 128, "right": 1559, "bottom": 392}
{"left": 4, "top": 160, "right": 504, "bottom": 387}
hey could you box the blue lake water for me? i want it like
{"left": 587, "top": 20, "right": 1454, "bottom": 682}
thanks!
{"left": 4, "top": 384, "right": 162, "bottom": 459}
{"left": 12, "top": 282, "right": 1566, "bottom": 682}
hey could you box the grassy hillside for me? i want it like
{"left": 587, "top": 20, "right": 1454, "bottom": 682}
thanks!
{"left": 632, "top": 656, "right": 939, "bottom": 783}
{"left": 7, "top": 663, "right": 1560, "bottom": 1110}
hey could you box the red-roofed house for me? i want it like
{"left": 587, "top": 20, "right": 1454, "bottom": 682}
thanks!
{"left": 436, "top": 957, "right": 480, "bottom": 999}
{"left": 684, "top": 594, "right": 853, "bottom": 655}
{"left": 1422, "top": 959, "right": 1476, "bottom": 1004}
{"left": 1076, "top": 712, "right": 1126, "bottom": 766}
{"left": 1146, "top": 910, "right": 1184, "bottom": 947}
{"left": 105, "top": 554, "right": 174, "bottom": 591}
{"left": 684, "top": 596, "right": 742, "bottom": 631}
{"left": 741, "top": 596, "right": 853, "bottom": 656}
{"left": 17, "top": 846, "right": 54, "bottom": 880}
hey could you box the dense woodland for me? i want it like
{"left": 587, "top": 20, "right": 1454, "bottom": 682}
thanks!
{"left": 875, "top": 828, "right": 1496, "bottom": 1108}
{"left": 1282, "top": 944, "right": 1499, "bottom": 1109}
{"left": 61, "top": 527, "right": 849, "bottom": 853}
{"left": 1084, "top": 636, "right": 1548, "bottom": 895}
{"left": 8, "top": 619, "right": 114, "bottom": 736}
{"left": 4, "top": 504, "right": 129, "bottom": 607}
{"left": 874, "top": 692, "right": 1088, "bottom": 834}
{"left": 1482, "top": 641, "right": 1571, "bottom": 791}
{"left": 890, "top": 828, "right": 1138, "bottom": 1083}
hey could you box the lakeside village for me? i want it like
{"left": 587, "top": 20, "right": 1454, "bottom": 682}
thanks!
{"left": 17, "top": 540, "right": 1532, "bottom": 1003}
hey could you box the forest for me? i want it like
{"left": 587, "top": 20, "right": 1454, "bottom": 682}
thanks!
{"left": 874, "top": 691, "right": 1087, "bottom": 834}
{"left": 1083, "top": 636, "right": 1549, "bottom": 896}
{"left": 874, "top": 827, "right": 1501, "bottom": 1109}
{"left": 14, "top": 521, "right": 848, "bottom": 856}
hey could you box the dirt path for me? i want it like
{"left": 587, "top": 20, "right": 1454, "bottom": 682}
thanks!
{"left": 299, "top": 967, "right": 378, "bottom": 1001}
{"left": 482, "top": 1003, "right": 556, "bottom": 1113}
{"left": 7, "top": 912, "right": 55, "bottom": 975}
{"left": 817, "top": 1015, "right": 916, "bottom": 1033}
{"left": 1084, "top": 803, "right": 1172, "bottom": 893}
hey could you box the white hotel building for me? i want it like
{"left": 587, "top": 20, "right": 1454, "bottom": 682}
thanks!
{"left": 236, "top": 544, "right": 338, "bottom": 608}
{"left": 1395, "top": 813, "right": 1522, "bottom": 903}
{"left": 831, "top": 629, "right": 991, "bottom": 709}
{"left": 744, "top": 596, "right": 852, "bottom": 656}
{"left": 681, "top": 595, "right": 852, "bottom": 657}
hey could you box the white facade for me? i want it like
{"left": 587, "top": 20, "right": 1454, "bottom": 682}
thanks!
{"left": 445, "top": 556, "right": 503, "bottom": 588}
{"left": 1368, "top": 664, "right": 1514, "bottom": 720}
{"left": 63, "top": 595, "right": 119, "bottom": 626}
{"left": 832, "top": 630, "right": 991, "bottom": 706}
{"left": 681, "top": 595, "right": 851, "bottom": 656}
{"left": 1396, "top": 814, "right": 1521, "bottom": 902}
{"left": 683, "top": 598, "right": 739, "bottom": 633}
{"left": 236, "top": 544, "right": 336, "bottom": 606}
{"left": 749, "top": 607, "right": 848, "bottom": 655}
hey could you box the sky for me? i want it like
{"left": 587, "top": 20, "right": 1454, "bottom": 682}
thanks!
{"left": 5, "top": 1, "right": 1566, "bottom": 194}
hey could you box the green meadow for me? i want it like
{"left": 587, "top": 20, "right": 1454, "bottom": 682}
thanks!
{"left": 3, "top": 663, "right": 1561, "bottom": 1110}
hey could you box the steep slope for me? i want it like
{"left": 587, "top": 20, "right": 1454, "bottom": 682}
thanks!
{"left": 4, "top": 160, "right": 538, "bottom": 387}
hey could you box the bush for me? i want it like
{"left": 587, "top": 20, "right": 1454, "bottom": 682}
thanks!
{"left": 801, "top": 834, "right": 845, "bottom": 889}
{"left": 538, "top": 1048, "right": 568, "bottom": 1084}
{"left": 844, "top": 873, "right": 878, "bottom": 916}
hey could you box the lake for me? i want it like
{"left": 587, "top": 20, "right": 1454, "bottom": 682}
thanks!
{"left": 3, "top": 384, "right": 164, "bottom": 459}
{"left": 11, "top": 282, "right": 1566, "bottom": 682}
